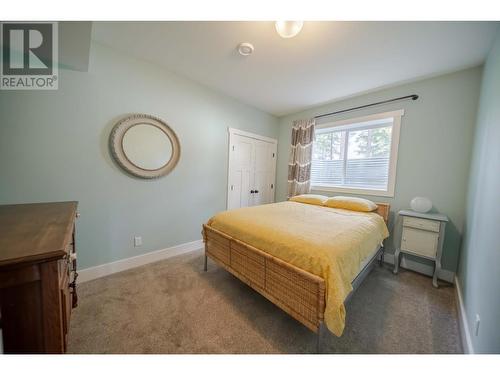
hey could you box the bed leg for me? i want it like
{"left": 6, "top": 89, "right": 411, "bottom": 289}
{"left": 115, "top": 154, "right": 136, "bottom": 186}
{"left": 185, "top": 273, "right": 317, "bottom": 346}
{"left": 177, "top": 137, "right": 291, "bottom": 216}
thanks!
{"left": 316, "top": 322, "right": 324, "bottom": 354}
{"left": 379, "top": 247, "right": 384, "bottom": 266}
{"left": 203, "top": 254, "right": 208, "bottom": 272}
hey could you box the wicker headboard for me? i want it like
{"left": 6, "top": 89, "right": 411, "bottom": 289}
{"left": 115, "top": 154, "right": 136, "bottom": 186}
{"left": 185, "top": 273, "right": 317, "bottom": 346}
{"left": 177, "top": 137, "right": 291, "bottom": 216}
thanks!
{"left": 374, "top": 203, "right": 390, "bottom": 224}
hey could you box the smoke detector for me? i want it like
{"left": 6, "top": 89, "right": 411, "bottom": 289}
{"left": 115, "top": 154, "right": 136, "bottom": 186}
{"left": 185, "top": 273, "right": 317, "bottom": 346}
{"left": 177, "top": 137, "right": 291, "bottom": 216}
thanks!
{"left": 237, "top": 42, "right": 254, "bottom": 56}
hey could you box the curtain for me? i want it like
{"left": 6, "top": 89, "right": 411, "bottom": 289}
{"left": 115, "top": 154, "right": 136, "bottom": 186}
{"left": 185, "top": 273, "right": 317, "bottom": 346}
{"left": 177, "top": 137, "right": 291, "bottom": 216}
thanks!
{"left": 287, "top": 118, "right": 315, "bottom": 198}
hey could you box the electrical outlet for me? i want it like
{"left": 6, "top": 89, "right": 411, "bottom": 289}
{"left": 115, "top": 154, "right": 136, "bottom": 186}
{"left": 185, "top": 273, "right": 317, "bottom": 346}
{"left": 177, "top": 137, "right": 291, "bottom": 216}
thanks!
{"left": 474, "top": 314, "right": 481, "bottom": 336}
{"left": 134, "top": 236, "right": 142, "bottom": 247}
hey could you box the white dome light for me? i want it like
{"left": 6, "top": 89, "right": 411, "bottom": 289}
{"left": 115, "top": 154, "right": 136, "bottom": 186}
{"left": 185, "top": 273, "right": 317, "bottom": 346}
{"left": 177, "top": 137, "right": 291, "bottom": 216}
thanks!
{"left": 275, "top": 21, "right": 303, "bottom": 38}
{"left": 237, "top": 42, "right": 254, "bottom": 56}
{"left": 410, "top": 197, "right": 433, "bottom": 213}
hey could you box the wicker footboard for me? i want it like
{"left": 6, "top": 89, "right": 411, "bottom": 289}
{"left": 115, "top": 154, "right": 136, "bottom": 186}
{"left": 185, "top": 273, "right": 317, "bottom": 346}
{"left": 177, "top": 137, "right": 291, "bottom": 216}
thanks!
{"left": 202, "top": 224, "right": 326, "bottom": 332}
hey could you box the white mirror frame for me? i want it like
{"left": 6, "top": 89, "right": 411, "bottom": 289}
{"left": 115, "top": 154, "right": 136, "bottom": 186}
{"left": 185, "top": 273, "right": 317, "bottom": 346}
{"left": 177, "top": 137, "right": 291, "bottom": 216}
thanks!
{"left": 110, "top": 114, "right": 181, "bottom": 179}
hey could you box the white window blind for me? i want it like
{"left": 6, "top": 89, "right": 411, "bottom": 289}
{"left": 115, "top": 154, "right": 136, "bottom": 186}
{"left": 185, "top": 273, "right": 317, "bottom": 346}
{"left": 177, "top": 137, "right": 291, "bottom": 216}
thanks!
{"left": 311, "top": 110, "right": 403, "bottom": 197}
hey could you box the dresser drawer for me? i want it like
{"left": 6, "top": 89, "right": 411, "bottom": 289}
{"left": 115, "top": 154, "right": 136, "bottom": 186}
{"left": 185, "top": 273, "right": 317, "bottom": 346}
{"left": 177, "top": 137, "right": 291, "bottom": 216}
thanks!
{"left": 403, "top": 216, "right": 440, "bottom": 232}
{"left": 401, "top": 227, "right": 439, "bottom": 259}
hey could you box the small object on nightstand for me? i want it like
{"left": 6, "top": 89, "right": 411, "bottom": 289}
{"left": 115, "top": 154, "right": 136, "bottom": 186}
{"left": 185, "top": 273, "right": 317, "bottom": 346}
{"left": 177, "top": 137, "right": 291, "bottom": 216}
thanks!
{"left": 410, "top": 197, "right": 433, "bottom": 213}
{"left": 393, "top": 210, "right": 448, "bottom": 288}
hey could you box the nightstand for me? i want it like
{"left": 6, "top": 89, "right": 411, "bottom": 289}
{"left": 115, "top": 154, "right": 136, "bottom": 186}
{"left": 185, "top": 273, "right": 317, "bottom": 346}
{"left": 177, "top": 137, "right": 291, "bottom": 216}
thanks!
{"left": 393, "top": 210, "right": 448, "bottom": 288}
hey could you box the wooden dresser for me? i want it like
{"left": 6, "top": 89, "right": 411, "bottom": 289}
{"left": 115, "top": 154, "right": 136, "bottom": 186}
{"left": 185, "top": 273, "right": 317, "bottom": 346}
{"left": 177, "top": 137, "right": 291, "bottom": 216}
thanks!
{"left": 0, "top": 202, "right": 79, "bottom": 353}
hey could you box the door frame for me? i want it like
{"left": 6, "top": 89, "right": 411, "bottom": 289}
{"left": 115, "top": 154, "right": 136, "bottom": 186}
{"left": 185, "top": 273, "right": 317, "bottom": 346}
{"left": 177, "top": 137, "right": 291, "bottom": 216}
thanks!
{"left": 227, "top": 128, "right": 278, "bottom": 209}
{"left": 228, "top": 127, "right": 278, "bottom": 144}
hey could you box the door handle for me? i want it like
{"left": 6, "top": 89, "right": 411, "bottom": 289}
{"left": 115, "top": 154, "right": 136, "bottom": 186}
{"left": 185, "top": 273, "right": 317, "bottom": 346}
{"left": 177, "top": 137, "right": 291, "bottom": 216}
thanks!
{"left": 254, "top": 190, "right": 259, "bottom": 194}
{"left": 250, "top": 190, "right": 255, "bottom": 194}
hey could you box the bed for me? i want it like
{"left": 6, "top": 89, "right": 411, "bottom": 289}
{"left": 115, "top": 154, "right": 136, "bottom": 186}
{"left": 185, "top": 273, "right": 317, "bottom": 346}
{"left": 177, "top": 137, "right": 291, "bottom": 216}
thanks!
{"left": 202, "top": 200, "right": 390, "bottom": 347}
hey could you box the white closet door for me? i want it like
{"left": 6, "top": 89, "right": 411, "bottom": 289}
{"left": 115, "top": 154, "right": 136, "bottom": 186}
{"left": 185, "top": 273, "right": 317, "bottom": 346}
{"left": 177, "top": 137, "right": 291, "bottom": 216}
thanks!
{"left": 227, "top": 134, "right": 254, "bottom": 209}
{"left": 227, "top": 129, "right": 277, "bottom": 210}
{"left": 252, "top": 141, "right": 277, "bottom": 206}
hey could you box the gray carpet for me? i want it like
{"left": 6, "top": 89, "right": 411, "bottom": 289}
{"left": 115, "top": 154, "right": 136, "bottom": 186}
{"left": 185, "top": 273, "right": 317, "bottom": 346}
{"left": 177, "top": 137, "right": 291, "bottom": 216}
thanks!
{"left": 68, "top": 250, "right": 462, "bottom": 354}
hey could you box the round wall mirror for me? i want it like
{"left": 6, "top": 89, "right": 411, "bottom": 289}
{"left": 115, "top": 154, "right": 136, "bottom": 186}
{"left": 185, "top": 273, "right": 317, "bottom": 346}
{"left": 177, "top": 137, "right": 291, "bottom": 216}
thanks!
{"left": 110, "top": 114, "right": 180, "bottom": 179}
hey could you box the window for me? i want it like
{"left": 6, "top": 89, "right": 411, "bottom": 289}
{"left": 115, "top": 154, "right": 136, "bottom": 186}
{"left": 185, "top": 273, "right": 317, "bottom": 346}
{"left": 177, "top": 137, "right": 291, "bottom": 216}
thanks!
{"left": 311, "top": 109, "right": 403, "bottom": 197}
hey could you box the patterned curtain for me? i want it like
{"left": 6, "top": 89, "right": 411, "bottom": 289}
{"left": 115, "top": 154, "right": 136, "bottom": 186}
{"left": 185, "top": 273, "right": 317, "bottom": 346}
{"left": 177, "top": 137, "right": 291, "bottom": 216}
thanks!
{"left": 287, "top": 118, "right": 315, "bottom": 198}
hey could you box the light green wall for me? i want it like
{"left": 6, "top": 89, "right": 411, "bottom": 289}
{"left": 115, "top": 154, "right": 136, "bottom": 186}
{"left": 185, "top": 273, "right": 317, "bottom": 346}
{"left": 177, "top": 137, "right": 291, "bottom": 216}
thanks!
{"left": 276, "top": 67, "right": 483, "bottom": 272}
{"left": 0, "top": 42, "right": 278, "bottom": 269}
{"left": 458, "top": 27, "right": 500, "bottom": 353}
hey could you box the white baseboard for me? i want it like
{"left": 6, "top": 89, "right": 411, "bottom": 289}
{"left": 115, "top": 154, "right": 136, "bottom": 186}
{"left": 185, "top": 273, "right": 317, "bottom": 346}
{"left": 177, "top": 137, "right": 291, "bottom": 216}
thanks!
{"left": 455, "top": 276, "right": 474, "bottom": 354}
{"left": 77, "top": 239, "right": 203, "bottom": 283}
{"left": 383, "top": 252, "right": 455, "bottom": 283}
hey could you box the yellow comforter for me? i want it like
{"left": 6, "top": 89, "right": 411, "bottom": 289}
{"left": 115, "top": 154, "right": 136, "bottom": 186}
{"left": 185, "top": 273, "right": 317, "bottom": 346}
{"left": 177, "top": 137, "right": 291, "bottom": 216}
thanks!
{"left": 207, "top": 201, "right": 389, "bottom": 336}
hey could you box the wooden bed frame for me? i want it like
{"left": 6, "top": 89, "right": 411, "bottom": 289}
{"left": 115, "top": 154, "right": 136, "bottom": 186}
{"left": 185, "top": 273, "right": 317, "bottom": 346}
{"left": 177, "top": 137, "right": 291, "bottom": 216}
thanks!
{"left": 202, "top": 203, "right": 390, "bottom": 346}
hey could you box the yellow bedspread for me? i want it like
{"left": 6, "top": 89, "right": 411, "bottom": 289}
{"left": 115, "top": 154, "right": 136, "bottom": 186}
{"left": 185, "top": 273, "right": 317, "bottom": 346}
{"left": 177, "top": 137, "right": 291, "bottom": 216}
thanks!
{"left": 207, "top": 201, "right": 389, "bottom": 336}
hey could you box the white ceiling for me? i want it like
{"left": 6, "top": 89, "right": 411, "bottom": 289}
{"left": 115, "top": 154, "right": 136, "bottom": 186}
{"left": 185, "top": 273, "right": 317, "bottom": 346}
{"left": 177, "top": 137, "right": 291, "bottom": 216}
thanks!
{"left": 92, "top": 21, "right": 498, "bottom": 116}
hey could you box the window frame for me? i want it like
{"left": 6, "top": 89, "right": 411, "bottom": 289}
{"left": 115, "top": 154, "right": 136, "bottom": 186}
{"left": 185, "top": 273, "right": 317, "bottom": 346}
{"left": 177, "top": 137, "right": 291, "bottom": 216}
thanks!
{"left": 311, "top": 109, "right": 404, "bottom": 197}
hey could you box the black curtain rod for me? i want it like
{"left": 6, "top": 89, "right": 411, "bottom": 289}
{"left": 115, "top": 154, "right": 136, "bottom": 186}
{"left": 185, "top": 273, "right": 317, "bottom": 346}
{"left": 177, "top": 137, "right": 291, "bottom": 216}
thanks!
{"left": 314, "top": 94, "right": 419, "bottom": 120}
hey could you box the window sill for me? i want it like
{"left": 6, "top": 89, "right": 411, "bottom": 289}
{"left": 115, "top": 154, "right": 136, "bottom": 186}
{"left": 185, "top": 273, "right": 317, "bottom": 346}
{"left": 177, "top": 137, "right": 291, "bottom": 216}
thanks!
{"left": 310, "top": 184, "right": 394, "bottom": 198}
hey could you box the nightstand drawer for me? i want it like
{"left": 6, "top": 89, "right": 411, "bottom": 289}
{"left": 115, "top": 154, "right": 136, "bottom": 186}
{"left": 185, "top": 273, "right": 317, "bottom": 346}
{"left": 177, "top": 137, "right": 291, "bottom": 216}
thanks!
{"left": 403, "top": 216, "right": 440, "bottom": 232}
{"left": 401, "top": 227, "right": 439, "bottom": 259}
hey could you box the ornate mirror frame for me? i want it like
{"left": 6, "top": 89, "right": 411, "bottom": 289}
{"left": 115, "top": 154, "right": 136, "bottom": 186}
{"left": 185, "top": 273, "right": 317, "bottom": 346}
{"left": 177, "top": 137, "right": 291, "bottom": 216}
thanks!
{"left": 109, "top": 114, "right": 181, "bottom": 179}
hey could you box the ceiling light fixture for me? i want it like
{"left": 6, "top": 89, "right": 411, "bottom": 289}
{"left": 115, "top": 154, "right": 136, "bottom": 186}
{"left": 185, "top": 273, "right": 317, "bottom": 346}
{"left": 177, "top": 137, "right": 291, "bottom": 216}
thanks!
{"left": 237, "top": 42, "right": 254, "bottom": 56}
{"left": 275, "top": 21, "right": 303, "bottom": 38}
